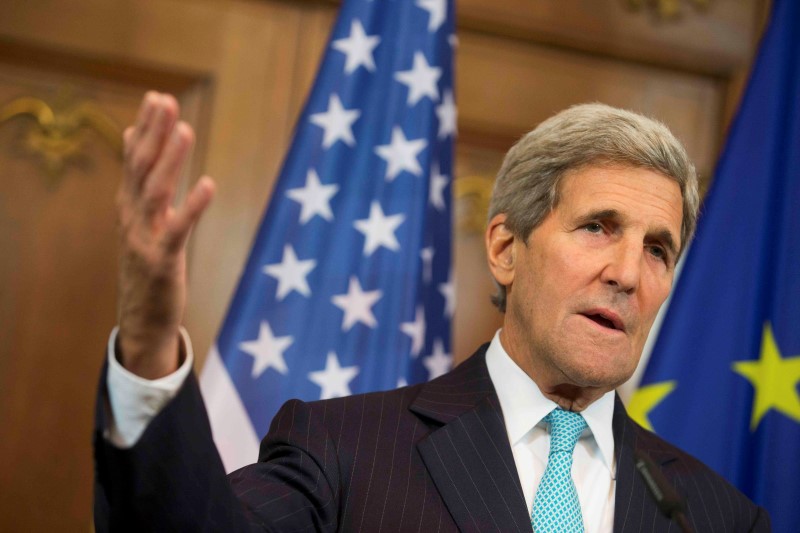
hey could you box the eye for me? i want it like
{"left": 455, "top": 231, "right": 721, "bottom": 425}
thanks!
{"left": 647, "top": 244, "right": 668, "bottom": 262}
{"left": 583, "top": 222, "right": 603, "bottom": 234}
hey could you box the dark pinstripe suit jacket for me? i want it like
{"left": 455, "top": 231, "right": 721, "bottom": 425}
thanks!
{"left": 94, "top": 344, "right": 770, "bottom": 532}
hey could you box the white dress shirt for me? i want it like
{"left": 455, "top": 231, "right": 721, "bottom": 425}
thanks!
{"left": 106, "top": 328, "right": 616, "bottom": 531}
{"left": 485, "top": 331, "right": 616, "bottom": 533}
{"left": 105, "top": 326, "right": 194, "bottom": 447}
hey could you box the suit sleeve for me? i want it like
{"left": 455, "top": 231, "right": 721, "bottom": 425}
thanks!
{"left": 749, "top": 505, "right": 772, "bottom": 533}
{"left": 228, "top": 399, "right": 341, "bottom": 532}
{"left": 93, "top": 361, "right": 341, "bottom": 532}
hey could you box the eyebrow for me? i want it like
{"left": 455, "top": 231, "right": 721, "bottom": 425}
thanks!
{"left": 653, "top": 229, "right": 678, "bottom": 259}
{"left": 576, "top": 208, "right": 679, "bottom": 258}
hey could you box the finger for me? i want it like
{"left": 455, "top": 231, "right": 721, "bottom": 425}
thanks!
{"left": 127, "top": 93, "right": 180, "bottom": 189}
{"left": 128, "top": 91, "right": 158, "bottom": 148}
{"left": 120, "top": 123, "right": 135, "bottom": 171}
{"left": 134, "top": 91, "right": 157, "bottom": 129}
{"left": 123, "top": 125, "right": 135, "bottom": 148}
{"left": 128, "top": 93, "right": 178, "bottom": 183}
{"left": 121, "top": 94, "right": 157, "bottom": 201}
{"left": 119, "top": 126, "right": 137, "bottom": 195}
{"left": 164, "top": 176, "right": 215, "bottom": 253}
{"left": 140, "top": 121, "right": 195, "bottom": 220}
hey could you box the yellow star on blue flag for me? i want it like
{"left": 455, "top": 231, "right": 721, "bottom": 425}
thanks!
{"left": 733, "top": 323, "right": 800, "bottom": 430}
{"left": 627, "top": 381, "right": 675, "bottom": 432}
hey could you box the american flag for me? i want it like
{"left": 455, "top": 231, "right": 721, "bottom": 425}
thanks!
{"left": 200, "top": 0, "right": 456, "bottom": 473}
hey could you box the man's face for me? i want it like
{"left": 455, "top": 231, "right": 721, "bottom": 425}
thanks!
{"left": 497, "top": 165, "right": 683, "bottom": 393}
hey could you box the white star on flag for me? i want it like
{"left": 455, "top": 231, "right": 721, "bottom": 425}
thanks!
{"left": 353, "top": 201, "right": 405, "bottom": 256}
{"left": 374, "top": 126, "right": 428, "bottom": 181}
{"left": 436, "top": 89, "right": 457, "bottom": 139}
{"left": 394, "top": 51, "right": 442, "bottom": 106}
{"left": 423, "top": 338, "right": 451, "bottom": 379}
{"left": 416, "top": 0, "right": 446, "bottom": 32}
{"left": 309, "top": 94, "right": 361, "bottom": 148}
{"left": 308, "top": 352, "right": 360, "bottom": 400}
{"left": 438, "top": 270, "right": 455, "bottom": 318}
{"left": 332, "top": 20, "right": 381, "bottom": 74}
{"left": 263, "top": 245, "right": 316, "bottom": 300}
{"left": 331, "top": 276, "right": 383, "bottom": 331}
{"left": 400, "top": 306, "right": 426, "bottom": 357}
{"left": 429, "top": 162, "right": 449, "bottom": 211}
{"left": 286, "top": 169, "right": 339, "bottom": 224}
{"left": 239, "top": 321, "right": 293, "bottom": 378}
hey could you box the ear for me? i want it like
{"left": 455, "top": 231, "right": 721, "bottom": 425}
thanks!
{"left": 485, "top": 214, "right": 516, "bottom": 287}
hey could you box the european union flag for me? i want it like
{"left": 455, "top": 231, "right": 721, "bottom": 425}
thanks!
{"left": 629, "top": 0, "right": 800, "bottom": 530}
{"left": 199, "top": 0, "right": 456, "bottom": 473}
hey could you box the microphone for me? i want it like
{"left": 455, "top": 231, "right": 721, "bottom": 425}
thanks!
{"left": 634, "top": 451, "right": 693, "bottom": 533}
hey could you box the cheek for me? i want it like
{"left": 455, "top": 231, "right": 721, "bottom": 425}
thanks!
{"left": 510, "top": 257, "right": 551, "bottom": 329}
{"left": 638, "top": 277, "right": 673, "bottom": 328}
{"left": 543, "top": 248, "right": 597, "bottom": 293}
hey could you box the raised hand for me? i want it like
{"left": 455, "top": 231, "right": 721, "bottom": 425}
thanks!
{"left": 116, "top": 92, "right": 215, "bottom": 379}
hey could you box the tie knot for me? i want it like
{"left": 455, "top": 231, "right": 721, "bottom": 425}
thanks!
{"left": 544, "top": 409, "right": 587, "bottom": 454}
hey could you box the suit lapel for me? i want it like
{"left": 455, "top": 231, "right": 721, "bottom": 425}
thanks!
{"left": 612, "top": 395, "right": 679, "bottom": 533}
{"left": 410, "top": 347, "right": 531, "bottom": 533}
{"left": 410, "top": 349, "right": 688, "bottom": 532}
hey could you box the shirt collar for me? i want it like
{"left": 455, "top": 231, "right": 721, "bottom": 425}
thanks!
{"left": 485, "top": 330, "right": 617, "bottom": 478}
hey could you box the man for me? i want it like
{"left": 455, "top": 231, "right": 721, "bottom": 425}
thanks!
{"left": 95, "top": 92, "right": 770, "bottom": 531}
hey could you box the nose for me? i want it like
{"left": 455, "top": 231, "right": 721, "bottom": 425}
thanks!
{"left": 600, "top": 240, "right": 642, "bottom": 294}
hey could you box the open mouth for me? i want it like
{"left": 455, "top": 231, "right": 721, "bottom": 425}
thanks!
{"left": 581, "top": 311, "right": 624, "bottom": 332}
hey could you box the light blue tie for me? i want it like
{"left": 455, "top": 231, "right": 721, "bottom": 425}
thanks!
{"left": 531, "top": 409, "right": 588, "bottom": 532}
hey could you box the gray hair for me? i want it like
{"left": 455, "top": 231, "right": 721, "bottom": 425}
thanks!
{"left": 487, "top": 103, "right": 699, "bottom": 312}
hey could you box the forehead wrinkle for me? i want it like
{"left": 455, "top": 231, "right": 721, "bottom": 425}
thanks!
{"left": 555, "top": 165, "right": 684, "bottom": 247}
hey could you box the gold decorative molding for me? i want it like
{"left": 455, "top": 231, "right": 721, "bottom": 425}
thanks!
{"left": 0, "top": 95, "right": 123, "bottom": 181}
{"left": 454, "top": 175, "right": 495, "bottom": 235}
{"left": 625, "top": 0, "right": 711, "bottom": 19}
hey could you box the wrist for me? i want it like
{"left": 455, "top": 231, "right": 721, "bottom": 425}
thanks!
{"left": 117, "top": 328, "right": 182, "bottom": 379}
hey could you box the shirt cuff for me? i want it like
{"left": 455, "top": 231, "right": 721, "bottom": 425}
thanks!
{"left": 105, "top": 326, "right": 194, "bottom": 448}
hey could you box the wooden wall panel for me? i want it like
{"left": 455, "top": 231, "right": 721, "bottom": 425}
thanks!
{"left": 452, "top": 144, "right": 507, "bottom": 359}
{"left": 458, "top": 30, "right": 723, "bottom": 177}
{"left": 0, "top": 0, "right": 338, "bottom": 385}
{"left": 0, "top": 63, "right": 140, "bottom": 531}
{"left": 0, "top": 1, "right": 334, "bottom": 529}
{"left": 457, "top": 0, "right": 760, "bottom": 75}
{"left": 0, "top": 0, "right": 224, "bottom": 74}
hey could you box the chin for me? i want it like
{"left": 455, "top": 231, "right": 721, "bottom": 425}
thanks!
{"left": 559, "top": 347, "right": 638, "bottom": 390}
